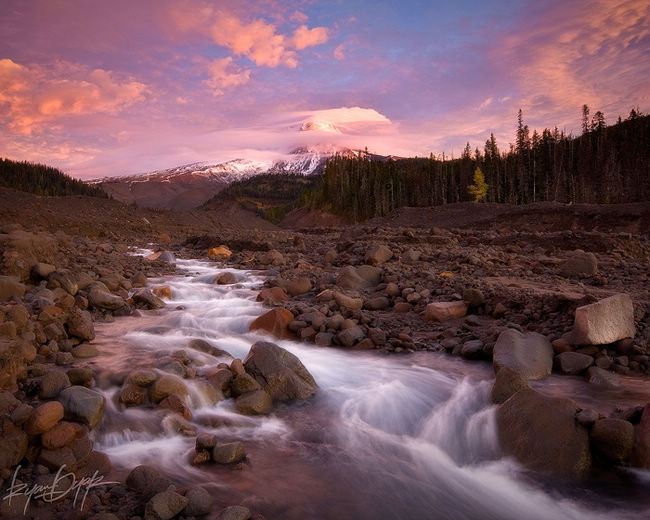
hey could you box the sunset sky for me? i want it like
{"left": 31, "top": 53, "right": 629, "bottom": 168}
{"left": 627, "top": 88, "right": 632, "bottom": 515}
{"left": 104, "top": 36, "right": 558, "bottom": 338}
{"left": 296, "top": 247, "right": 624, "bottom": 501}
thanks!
{"left": 1, "top": 0, "right": 649, "bottom": 178}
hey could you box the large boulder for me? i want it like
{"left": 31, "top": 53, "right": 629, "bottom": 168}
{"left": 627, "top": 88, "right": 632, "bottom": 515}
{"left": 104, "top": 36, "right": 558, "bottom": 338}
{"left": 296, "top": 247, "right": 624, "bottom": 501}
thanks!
{"left": 364, "top": 245, "right": 393, "bottom": 265}
{"left": 497, "top": 388, "right": 591, "bottom": 477}
{"left": 24, "top": 401, "right": 64, "bottom": 435}
{"left": 149, "top": 375, "right": 189, "bottom": 403}
{"left": 256, "top": 287, "right": 289, "bottom": 304}
{"left": 47, "top": 269, "right": 78, "bottom": 295}
{"left": 145, "top": 489, "right": 188, "bottom": 520}
{"left": 590, "top": 418, "right": 635, "bottom": 462}
{"left": 631, "top": 404, "right": 650, "bottom": 468}
{"left": 493, "top": 329, "right": 553, "bottom": 380}
{"left": 235, "top": 389, "right": 273, "bottom": 415}
{"left": 491, "top": 366, "right": 529, "bottom": 404}
{"left": 554, "top": 352, "right": 593, "bottom": 375}
{"left": 569, "top": 294, "right": 635, "bottom": 345}
{"left": 57, "top": 386, "right": 106, "bottom": 429}
{"left": 425, "top": 301, "right": 468, "bottom": 322}
{"left": 281, "top": 278, "right": 312, "bottom": 297}
{"left": 249, "top": 308, "right": 294, "bottom": 339}
{"left": 0, "top": 276, "right": 25, "bottom": 301}
{"left": 88, "top": 287, "right": 127, "bottom": 310}
{"left": 243, "top": 341, "right": 318, "bottom": 401}
{"left": 559, "top": 251, "right": 598, "bottom": 277}
{"left": 132, "top": 288, "right": 165, "bottom": 310}
{"left": 66, "top": 307, "right": 95, "bottom": 341}
{"left": 213, "top": 442, "right": 246, "bottom": 464}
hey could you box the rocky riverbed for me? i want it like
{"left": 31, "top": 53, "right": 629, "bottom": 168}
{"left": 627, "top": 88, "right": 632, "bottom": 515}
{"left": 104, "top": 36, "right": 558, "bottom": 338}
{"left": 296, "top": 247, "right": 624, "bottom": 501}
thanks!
{"left": 0, "top": 202, "right": 649, "bottom": 519}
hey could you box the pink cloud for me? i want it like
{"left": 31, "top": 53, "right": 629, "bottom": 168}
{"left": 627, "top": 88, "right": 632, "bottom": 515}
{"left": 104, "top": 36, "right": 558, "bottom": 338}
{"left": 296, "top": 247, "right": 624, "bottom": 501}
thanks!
{"left": 291, "top": 25, "right": 329, "bottom": 50}
{"left": 334, "top": 44, "right": 346, "bottom": 60}
{"left": 0, "top": 58, "right": 147, "bottom": 135}
{"left": 204, "top": 57, "right": 251, "bottom": 94}
{"left": 290, "top": 11, "right": 308, "bottom": 24}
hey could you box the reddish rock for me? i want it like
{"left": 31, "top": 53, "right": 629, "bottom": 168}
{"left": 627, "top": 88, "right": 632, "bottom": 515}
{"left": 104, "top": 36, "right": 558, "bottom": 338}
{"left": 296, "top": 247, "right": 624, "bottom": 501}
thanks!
{"left": 41, "top": 421, "right": 85, "bottom": 450}
{"left": 249, "top": 308, "right": 294, "bottom": 339}
{"left": 256, "top": 287, "right": 289, "bottom": 303}
{"left": 569, "top": 293, "right": 635, "bottom": 345}
{"left": 425, "top": 301, "right": 468, "bottom": 322}
{"left": 207, "top": 246, "right": 232, "bottom": 260}
{"left": 24, "top": 401, "right": 64, "bottom": 435}
{"left": 152, "top": 286, "right": 172, "bottom": 299}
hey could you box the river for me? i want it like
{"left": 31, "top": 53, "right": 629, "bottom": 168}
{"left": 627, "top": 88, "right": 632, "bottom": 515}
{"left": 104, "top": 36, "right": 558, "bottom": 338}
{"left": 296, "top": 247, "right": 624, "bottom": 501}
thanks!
{"left": 90, "top": 255, "right": 650, "bottom": 519}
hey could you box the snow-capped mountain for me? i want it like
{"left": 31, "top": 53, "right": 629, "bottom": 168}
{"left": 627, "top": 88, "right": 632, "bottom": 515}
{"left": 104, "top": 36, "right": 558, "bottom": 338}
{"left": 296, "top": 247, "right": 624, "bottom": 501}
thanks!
{"left": 95, "top": 147, "right": 341, "bottom": 211}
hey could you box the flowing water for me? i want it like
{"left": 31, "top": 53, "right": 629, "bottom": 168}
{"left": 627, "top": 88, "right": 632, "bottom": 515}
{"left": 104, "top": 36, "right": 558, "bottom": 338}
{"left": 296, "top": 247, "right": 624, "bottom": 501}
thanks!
{"left": 90, "top": 254, "right": 650, "bottom": 519}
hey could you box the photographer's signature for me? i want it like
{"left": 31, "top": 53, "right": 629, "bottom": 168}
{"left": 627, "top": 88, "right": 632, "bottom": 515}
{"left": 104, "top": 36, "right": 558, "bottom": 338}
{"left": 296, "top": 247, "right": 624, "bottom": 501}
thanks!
{"left": 2, "top": 465, "right": 118, "bottom": 514}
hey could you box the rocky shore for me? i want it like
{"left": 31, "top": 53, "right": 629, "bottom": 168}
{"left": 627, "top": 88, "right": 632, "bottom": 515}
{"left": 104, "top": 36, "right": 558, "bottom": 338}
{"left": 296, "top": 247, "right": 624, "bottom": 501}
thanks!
{"left": 0, "top": 200, "right": 649, "bottom": 518}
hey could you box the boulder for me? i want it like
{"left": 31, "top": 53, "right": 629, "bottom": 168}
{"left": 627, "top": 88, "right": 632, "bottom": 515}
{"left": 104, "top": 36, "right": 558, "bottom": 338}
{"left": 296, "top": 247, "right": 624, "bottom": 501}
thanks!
{"left": 243, "top": 341, "right": 318, "bottom": 401}
{"left": 336, "top": 326, "right": 365, "bottom": 347}
{"left": 40, "top": 370, "right": 71, "bottom": 399}
{"left": 554, "top": 352, "right": 593, "bottom": 375}
{"left": 47, "top": 269, "right": 78, "bottom": 295}
{"left": 491, "top": 366, "right": 529, "bottom": 404}
{"left": 66, "top": 307, "right": 95, "bottom": 341}
{"left": 256, "top": 287, "right": 289, "bottom": 303}
{"left": 497, "top": 388, "right": 591, "bottom": 477}
{"left": 213, "top": 441, "right": 246, "bottom": 464}
{"left": 132, "top": 288, "right": 166, "bottom": 309}
{"left": 207, "top": 246, "right": 232, "bottom": 260}
{"left": 249, "top": 308, "right": 294, "bottom": 339}
{"left": 231, "top": 373, "right": 261, "bottom": 396}
{"left": 425, "top": 301, "right": 468, "bottom": 322}
{"left": 559, "top": 251, "right": 598, "bottom": 277}
{"left": 41, "top": 421, "right": 85, "bottom": 450}
{"left": 337, "top": 266, "right": 382, "bottom": 290}
{"left": 58, "top": 386, "right": 106, "bottom": 428}
{"left": 0, "top": 230, "right": 58, "bottom": 281}
{"left": 0, "top": 276, "right": 25, "bottom": 301}
{"left": 158, "top": 251, "right": 175, "bottom": 264}
{"left": 282, "top": 278, "right": 312, "bottom": 297}
{"left": 235, "top": 389, "right": 273, "bottom": 415}
{"left": 150, "top": 375, "right": 189, "bottom": 403}
{"left": 127, "top": 369, "right": 158, "bottom": 387}
{"left": 0, "top": 417, "right": 28, "bottom": 470}
{"left": 318, "top": 290, "right": 364, "bottom": 311}
{"left": 152, "top": 286, "right": 172, "bottom": 299}
{"left": 363, "top": 296, "right": 390, "bottom": 310}
{"left": 145, "top": 489, "right": 188, "bottom": 520}
{"left": 187, "top": 339, "right": 231, "bottom": 358}
{"left": 590, "top": 418, "right": 635, "bottom": 462}
{"left": 365, "top": 245, "right": 393, "bottom": 265}
{"left": 462, "top": 288, "right": 485, "bottom": 307}
{"left": 493, "top": 329, "right": 553, "bottom": 380}
{"left": 88, "top": 288, "right": 126, "bottom": 310}
{"left": 184, "top": 486, "right": 213, "bottom": 517}
{"left": 214, "top": 272, "right": 238, "bottom": 285}
{"left": 460, "top": 340, "right": 484, "bottom": 360}
{"left": 569, "top": 294, "right": 635, "bottom": 345}
{"left": 32, "top": 262, "right": 56, "bottom": 279}
{"left": 126, "top": 465, "right": 168, "bottom": 495}
{"left": 120, "top": 384, "right": 148, "bottom": 406}
{"left": 24, "top": 401, "right": 64, "bottom": 435}
{"left": 259, "top": 249, "right": 284, "bottom": 266}
{"left": 631, "top": 403, "right": 650, "bottom": 468}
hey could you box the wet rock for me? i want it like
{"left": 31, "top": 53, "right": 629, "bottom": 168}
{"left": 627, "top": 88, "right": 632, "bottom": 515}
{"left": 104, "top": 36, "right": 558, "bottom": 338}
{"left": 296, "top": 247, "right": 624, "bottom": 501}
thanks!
{"left": 216, "top": 505, "right": 252, "bottom": 520}
{"left": 214, "top": 272, "right": 238, "bottom": 285}
{"left": 133, "top": 288, "right": 166, "bottom": 309}
{"left": 235, "top": 389, "right": 273, "bottom": 415}
{"left": 461, "top": 340, "right": 484, "bottom": 360}
{"left": 207, "top": 246, "right": 232, "bottom": 260}
{"left": 497, "top": 388, "right": 591, "bottom": 477}
{"left": 555, "top": 352, "right": 593, "bottom": 375}
{"left": 493, "top": 329, "right": 553, "bottom": 380}
{"left": 314, "top": 332, "right": 333, "bottom": 346}
{"left": 40, "top": 369, "right": 71, "bottom": 398}
{"left": 282, "top": 278, "right": 312, "bottom": 297}
{"left": 159, "top": 394, "right": 192, "bottom": 420}
{"left": 569, "top": 293, "right": 635, "bottom": 345}
{"left": 184, "top": 486, "right": 214, "bottom": 516}
{"left": 243, "top": 341, "right": 318, "bottom": 400}
{"left": 559, "top": 251, "right": 598, "bottom": 277}
{"left": 590, "top": 418, "right": 635, "bottom": 462}
{"left": 66, "top": 307, "right": 95, "bottom": 341}
{"left": 586, "top": 366, "right": 621, "bottom": 388}
{"left": 58, "top": 386, "right": 106, "bottom": 428}
{"left": 158, "top": 251, "right": 176, "bottom": 263}
{"left": 120, "top": 384, "right": 147, "bottom": 406}
{"left": 187, "top": 339, "right": 231, "bottom": 358}
{"left": 231, "top": 373, "right": 261, "bottom": 396}
{"left": 337, "top": 326, "right": 365, "bottom": 347}
{"left": 42, "top": 420, "right": 85, "bottom": 450}
{"left": 127, "top": 369, "right": 158, "bottom": 387}
{"left": 213, "top": 441, "right": 246, "bottom": 464}
{"left": 365, "top": 244, "right": 393, "bottom": 265}
{"left": 145, "top": 489, "right": 189, "bottom": 520}
{"left": 425, "top": 301, "right": 468, "bottom": 322}
{"left": 196, "top": 433, "right": 217, "bottom": 452}
{"left": 249, "top": 308, "right": 294, "bottom": 339}
{"left": 152, "top": 286, "right": 172, "bottom": 299}
{"left": 0, "top": 417, "right": 28, "bottom": 470}
{"left": 150, "top": 375, "right": 189, "bottom": 403}
{"left": 88, "top": 287, "right": 126, "bottom": 310}
{"left": 73, "top": 343, "right": 100, "bottom": 358}
{"left": 67, "top": 367, "right": 94, "bottom": 385}
{"left": 491, "top": 366, "right": 529, "bottom": 404}
{"left": 24, "top": 401, "right": 64, "bottom": 435}
{"left": 256, "top": 287, "right": 289, "bottom": 303}
{"left": 0, "top": 276, "right": 26, "bottom": 301}
{"left": 631, "top": 404, "right": 650, "bottom": 468}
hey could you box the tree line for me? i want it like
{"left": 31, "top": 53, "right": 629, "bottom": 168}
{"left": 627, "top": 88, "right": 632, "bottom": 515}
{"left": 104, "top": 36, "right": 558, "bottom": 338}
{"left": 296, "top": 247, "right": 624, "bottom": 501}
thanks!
{"left": 0, "top": 157, "right": 108, "bottom": 198}
{"left": 302, "top": 108, "right": 650, "bottom": 220}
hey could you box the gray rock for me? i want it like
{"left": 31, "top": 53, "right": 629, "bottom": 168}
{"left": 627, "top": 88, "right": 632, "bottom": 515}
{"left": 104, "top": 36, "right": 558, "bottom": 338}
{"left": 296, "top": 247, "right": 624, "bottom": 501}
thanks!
{"left": 569, "top": 294, "right": 635, "bottom": 345}
{"left": 158, "top": 251, "right": 176, "bottom": 264}
{"left": 213, "top": 442, "right": 246, "bottom": 464}
{"left": 559, "top": 251, "right": 598, "bottom": 277}
{"left": 184, "top": 486, "right": 213, "bottom": 516}
{"left": 314, "top": 332, "right": 334, "bottom": 346}
{"left": 40, "top": 370, "right": 71, "bottom": 399}
{"left": 497, "top": 388, "right": 591, "bottom": 477}
{"left": 461, "top": 340, "right": 484, "bottom": 360}
{"left": 555, "top": 351, "right": 593, "bottom": 375}
{"left": 88, "top": 287, "right": 126, "bottom": 310}
{"left": 365, "top": 244, "right": 393, "bottom": 265}
{"left": 590, "top": 418, "right": 635, "bottom": 461}
{"left": 66, "top": 307, "right": 95, "bottom": 341}
{"left": 144, "top": 489, "right": 188, "bottom": 520}
{"left": 126, "top": 465, "right": 165, "bottom": 494}
{"left": 216, "top": 505, "right": 251, "bottom": 520}
{"left": 57, "top": 386, "right": 106, "bottom": 429}
{"left": 243, "top": 341, "right": 318, "bottom": 401}
{"left": 132, "top": 288, "right": 166, "bottom": 309}
{"left": 336, "top": 326, "right": 365, "bottom": 347}
{"left": 493, "top": 329, "right": 553, "bottom": 380}
{"left": 282, "top": 278, "right": 312, "bottom": 296}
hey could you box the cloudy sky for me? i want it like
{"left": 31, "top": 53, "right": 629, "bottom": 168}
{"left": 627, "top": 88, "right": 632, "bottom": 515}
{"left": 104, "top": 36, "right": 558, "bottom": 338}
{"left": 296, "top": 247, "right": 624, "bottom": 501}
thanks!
{"left": 1, "top": 0, "right": 648, "bottom": 178}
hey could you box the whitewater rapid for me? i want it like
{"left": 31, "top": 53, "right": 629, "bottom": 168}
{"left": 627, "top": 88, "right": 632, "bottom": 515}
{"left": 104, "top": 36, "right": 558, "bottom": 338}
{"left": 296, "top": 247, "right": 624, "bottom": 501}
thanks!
{"left": 89, "top": 255, "right": 650, "bottom": 519}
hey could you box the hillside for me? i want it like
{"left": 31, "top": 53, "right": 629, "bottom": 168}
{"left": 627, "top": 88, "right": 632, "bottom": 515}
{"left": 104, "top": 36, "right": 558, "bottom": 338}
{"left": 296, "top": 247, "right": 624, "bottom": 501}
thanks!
{"left": 0, "top": 157, "right": 107, "bottom": 198}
